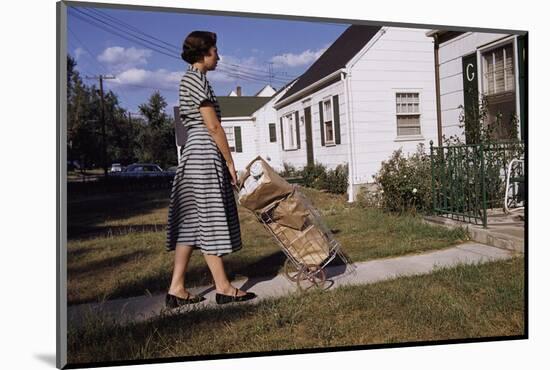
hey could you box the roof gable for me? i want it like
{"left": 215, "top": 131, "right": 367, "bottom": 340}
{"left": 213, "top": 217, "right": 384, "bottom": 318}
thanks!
{"left": 276, "top": 25, "right": 381, "bottom": 105}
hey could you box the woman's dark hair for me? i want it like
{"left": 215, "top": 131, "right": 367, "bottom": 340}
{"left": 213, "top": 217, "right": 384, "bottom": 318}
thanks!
{"left": 181, "top": 31, "right": 217, "bottom": 64}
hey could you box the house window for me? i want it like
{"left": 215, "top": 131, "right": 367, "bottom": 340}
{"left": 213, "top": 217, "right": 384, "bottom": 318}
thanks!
{"left": 269, "top": 123, "right": 277, "bottom": 142}
{"left": 395, "top": 92, "right": 421, "bottom": 136}
{"left": 323, "top": 99, "right": 335, "bottom": 144}
{"left": 482, "top": 43, "right": 515, "bottom": 95}
{"left": 480, "top": 42, "right": 517, "bottom": 141}
{"left": 284, "top": 113, "right": 297, "bottom": 150}
{"left": 223, "top": 126, "right": 236, "bottom": 152}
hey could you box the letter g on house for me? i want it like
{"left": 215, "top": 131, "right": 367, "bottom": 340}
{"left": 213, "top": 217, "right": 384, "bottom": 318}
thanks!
{"left": 466, "top": 63, "right": 475, "bottom": 82}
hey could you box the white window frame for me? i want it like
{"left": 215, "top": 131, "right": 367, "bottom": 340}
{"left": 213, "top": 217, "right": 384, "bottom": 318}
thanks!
{"left": 283, "top": 112, "right": 298, "bottom": 150}
{"left": 479, "top": 40, "right": 515, "bottom": 96}
{"left": 223, "top": 125, "right": 236, "bottom": 152}
{"left": 322, "top": 97, "right": 336, "bottom": 146}
{"left": 393, "top": 90, "right": 423, "bottom": 141}
{"left": 476, "top": 35, "right": 521, "bottom": 141}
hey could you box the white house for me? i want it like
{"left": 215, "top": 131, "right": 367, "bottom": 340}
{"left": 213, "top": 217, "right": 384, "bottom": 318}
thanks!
{"left": 217, "top": 80, "right": 297, "bottom": 172}
{"left": 273, "top": 25, "right": 438, "bottom": 202}
{"left": 228, "top": 85, "right": 276, "bottom": 97}
{"left": 425, "top": 30, "right": 527, "bottom": 144}
{"left": 253, "top": 85, "right": 277, "bottom": 97}
{"left": 174, "top": 81, "right": 297, "bottom": 172}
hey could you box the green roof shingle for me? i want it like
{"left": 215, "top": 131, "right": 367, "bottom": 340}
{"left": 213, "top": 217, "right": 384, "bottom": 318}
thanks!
{"left": 217, "top": 96, "right": 272, "bottom": 117}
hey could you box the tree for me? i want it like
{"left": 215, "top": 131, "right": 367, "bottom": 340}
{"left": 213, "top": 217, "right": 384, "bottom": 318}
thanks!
{"left": 137, "top": 91, "right": 177, "bottom": 168}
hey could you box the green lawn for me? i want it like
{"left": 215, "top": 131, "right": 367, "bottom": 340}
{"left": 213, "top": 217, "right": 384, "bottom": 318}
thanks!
{"left": 67, "top": 187, "right": 469, "bottom": 305}
{"left": 67, "top": 257, "right": 525, "bottom": 365}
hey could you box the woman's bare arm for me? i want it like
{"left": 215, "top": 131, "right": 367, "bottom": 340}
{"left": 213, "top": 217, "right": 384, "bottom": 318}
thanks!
{"left": 199, "top": 101, "right": 234, "bottom": 165}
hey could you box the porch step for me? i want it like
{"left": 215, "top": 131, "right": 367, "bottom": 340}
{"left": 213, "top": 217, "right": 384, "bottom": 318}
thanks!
{"left": 422, "top": 215, "right": 524, "bottom": 253}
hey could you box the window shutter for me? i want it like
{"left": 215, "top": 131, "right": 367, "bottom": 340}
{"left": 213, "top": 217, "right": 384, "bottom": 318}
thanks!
{"left": 333, "top": 95, "right": 341, "bottom": 144}
{"left": 318, "top": 101, "right": 325, "bottom": 146}
{"left": 234, "top": 126, "right": 242, "bottom": 152}
{"left": 269, "top": 123, "right": 276, "bottom": 142}
{"left": 294, "top": 111, "right": 300, "bottom": 149}
{"left": 280, "top": 117, "right": 285, "bottom": 150}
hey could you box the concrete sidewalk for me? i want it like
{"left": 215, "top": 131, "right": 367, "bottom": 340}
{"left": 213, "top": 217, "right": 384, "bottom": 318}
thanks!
{"left": 67, "top": 242, "right": 517, "bottom": 328}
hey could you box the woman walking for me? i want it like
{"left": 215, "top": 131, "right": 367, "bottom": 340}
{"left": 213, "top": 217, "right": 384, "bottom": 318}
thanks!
{"left": 165, "top": 31, "right": 256, "bottom": 307}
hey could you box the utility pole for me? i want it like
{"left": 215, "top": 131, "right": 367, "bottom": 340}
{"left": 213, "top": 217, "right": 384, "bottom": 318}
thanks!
{"left": 86, "top": 74, "right": 116, "bottom": 177}
{"left": 268, "top": 62, "right": 273, "bottom": 86}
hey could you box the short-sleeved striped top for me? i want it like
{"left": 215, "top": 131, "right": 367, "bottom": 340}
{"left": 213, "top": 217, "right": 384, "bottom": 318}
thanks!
{"left": 178, "top": 64, "right": 222, "bottom": 128}
{"left": 165, "top": 64, "right": 242, "bottom": 256}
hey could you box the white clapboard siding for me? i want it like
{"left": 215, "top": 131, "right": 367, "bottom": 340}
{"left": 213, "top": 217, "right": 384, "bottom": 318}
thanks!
{"left": 220, "top": 119, "right": 255, "bottom": 173}
{"left": 348, "top": 27, "right": 438, "bottom": 186}
{"left": 437, "top": 32, "right": 516, "bottom": 141}
{"left": 253, "top": 101, "right": 285, "bottom": 172}
{"left": 277, "top": 81, "right": 348, "bottom": 171}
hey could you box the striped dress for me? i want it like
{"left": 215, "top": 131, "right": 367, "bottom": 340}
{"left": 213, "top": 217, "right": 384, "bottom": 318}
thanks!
{"left": 165, "top": 64, "right": 242, "bottom": 256}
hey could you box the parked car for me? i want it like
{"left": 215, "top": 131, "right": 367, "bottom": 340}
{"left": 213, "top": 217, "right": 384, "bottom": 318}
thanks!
{"left": 110, "top": 163, "right": 123, "bottom": 173}
{"left": 166, "top": 166, "right": 178, "bottom": 175}
{"left": 114, "top": 163, "right": 174, "bottom": 179}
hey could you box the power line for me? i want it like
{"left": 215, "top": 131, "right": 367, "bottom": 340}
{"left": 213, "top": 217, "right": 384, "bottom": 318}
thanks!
{"left": 67, "top": 25, "right": 110, "bottom": 74}
{"left": 83, "top": 7, "right": 298, "bottom": 81}
{"left": 68, "top": 24, "right": 138, "bottom": 103}
{"left": 88, "top": 7, "right": 181, "bottom": 52}
{"left": 71, "top": 7, "right": 178, "bottom": 56}
{"left": 69, "top": 8, "right": 181, "bottom": 61}
{"left": 84, "top": 7, "right": 294, "bottom": 81}
{"left": 69, "top": 7, "right": 294, "bottom": 85}
{"left": 69, "top": 12, "right": 193, "bottom": 93}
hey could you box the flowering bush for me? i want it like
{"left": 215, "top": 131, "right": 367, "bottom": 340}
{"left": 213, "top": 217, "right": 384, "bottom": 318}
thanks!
{"left": 356, "top": 185, "right": 383, "bottom": 209}
{"left": 371, "top": 143, "right": 433, "bottom": 214}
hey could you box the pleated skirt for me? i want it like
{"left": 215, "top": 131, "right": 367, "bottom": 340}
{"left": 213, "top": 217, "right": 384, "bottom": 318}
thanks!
{"left": 165, "top": 124, "right": 242, "bottom": 256}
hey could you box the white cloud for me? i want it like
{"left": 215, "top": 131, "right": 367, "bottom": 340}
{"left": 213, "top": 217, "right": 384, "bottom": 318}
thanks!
{"left": 113, "top": 67, "right": 181, "bottom": 90}
{"left": 209, "top": 54, "right": 270, "bottom": 83}
{"left": 110, "top": 51, "right": 280, "bottom": 95}
{"left": 74, "top": 47, "right": 85, "bottom": 60}
{"left": 270, "top": 44, "right": 330, "bottom": 68}
{"left": 97, "top": 46, "right": 152, "bottom": 71}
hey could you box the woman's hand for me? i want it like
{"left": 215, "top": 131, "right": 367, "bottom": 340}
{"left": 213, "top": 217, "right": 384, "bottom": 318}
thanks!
{"left": 227, "top": 161, "right": 238, "bottom": 187}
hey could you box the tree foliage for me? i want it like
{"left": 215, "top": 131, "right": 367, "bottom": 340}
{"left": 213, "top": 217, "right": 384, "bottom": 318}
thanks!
{"left": 66, "top": 55, "right": 178, "bottom": 170}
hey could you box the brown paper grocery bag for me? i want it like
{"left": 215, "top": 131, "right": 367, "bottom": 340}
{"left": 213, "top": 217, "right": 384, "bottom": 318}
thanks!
{"left": 238, "top": 155, "right": 293, "bottom": 212}
{"left": 271, "top": 189, "right": 310, "bottom": 230}
{"left": 269, "top": 222, "right": 330, "bottom": 266}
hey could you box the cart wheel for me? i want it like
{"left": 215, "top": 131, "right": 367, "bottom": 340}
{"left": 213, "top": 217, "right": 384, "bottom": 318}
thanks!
{"left": 297, "top": 265, "right": 327, "bottom": 291}
{"left": 283, "top": 259, "right": 301, "bottom": 282}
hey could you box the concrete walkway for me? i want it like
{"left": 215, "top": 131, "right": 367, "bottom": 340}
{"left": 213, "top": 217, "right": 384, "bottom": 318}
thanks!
{"left": 67, "top": 242, "right": 517, "bottom": 328}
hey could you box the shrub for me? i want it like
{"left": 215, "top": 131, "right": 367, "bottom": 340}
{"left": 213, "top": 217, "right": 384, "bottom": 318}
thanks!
{"left": 356, "top": 185, "right": 383, "bottom": 209}
{"left": 325, "top": 163, "right": 348, "bottom": 194}
{"left": 279, "top": 161, "right": 299, "bottom": 178}
{"left": 372, "top": 143, "right": 432, "bottom": 214}
{"left": 301, "top": 162, "right": 328, "bottom": 190}
{"left": 277, "top": 160, "right": 349, "bottom": 195}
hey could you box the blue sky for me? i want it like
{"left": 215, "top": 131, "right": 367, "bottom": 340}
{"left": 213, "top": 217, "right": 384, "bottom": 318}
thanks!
{"left": 67, "top": 5, "right": 350, "bottom": 116}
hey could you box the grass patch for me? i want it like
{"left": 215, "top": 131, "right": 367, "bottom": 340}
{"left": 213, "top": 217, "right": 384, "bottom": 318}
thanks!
{"left": 67, "top": 186, "right": 469, "bottom": 305}
{"left": 67, "top": 257, "right": 524, "bottom": 365}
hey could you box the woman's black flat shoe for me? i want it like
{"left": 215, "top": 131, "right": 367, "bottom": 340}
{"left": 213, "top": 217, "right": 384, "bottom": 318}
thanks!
{"left": 165, "top": 292, "right": 206, "bottom": 309}
{"left": 216, "top": 287, "right": 257, "bottom": 305}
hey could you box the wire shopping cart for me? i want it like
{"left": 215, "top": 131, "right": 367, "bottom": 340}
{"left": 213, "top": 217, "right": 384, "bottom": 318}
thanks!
{"left": 234, "top": 156, "right": 355, "bottom": 291}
